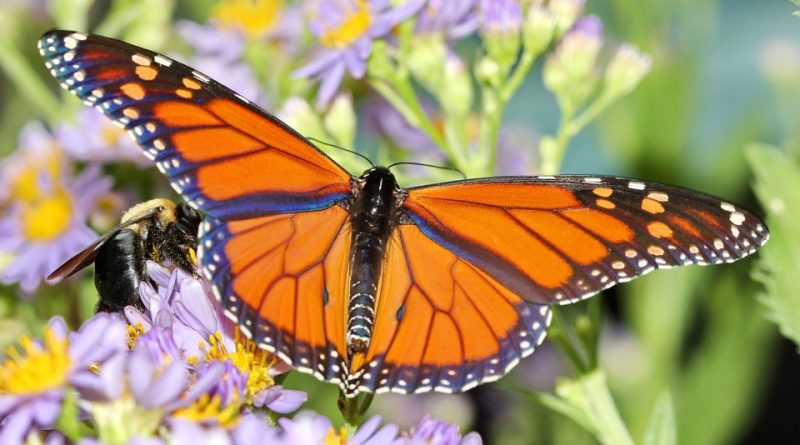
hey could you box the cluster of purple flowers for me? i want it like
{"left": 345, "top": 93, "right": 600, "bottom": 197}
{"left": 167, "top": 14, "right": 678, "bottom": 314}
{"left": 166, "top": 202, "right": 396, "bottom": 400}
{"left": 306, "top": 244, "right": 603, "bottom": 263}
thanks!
{"left": 0, "top": 122, "right": 115, "bottom": 293}
{"left": 0, "top": 260, "right": 481, "bottom": 444}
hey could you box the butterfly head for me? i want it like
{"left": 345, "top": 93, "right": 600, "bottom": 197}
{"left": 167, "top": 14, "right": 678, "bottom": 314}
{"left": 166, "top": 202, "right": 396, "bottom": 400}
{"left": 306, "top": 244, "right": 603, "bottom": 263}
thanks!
{"left": 354, "top": 167, "right": 400, "bottom": 220}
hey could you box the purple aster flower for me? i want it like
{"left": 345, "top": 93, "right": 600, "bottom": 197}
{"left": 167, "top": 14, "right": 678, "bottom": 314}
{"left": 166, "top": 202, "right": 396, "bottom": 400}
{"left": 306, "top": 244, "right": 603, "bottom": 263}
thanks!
{"left": 126, "top": 262, "right": 220, "bottom": 360}
{"left": 294, "top": 0, "right": 426, "bottom": 105}
{"left": 415, "top": 0, "right": 479, "bottom": 39}
{"left": 364, "top": 99, "right": 533, "bottom": 175}
{"left": 395, "top": 416, "right": 482, "bottom": 445}
{"left": 571, "top": 15, "right": 603, "bottom": 39}
{"left": 54, "top": 108, "right": 150, "bottom": 166}
{"left": 252, "top": 385, "right": 307, "bottom": 414}
{"left": 79, "top": 344, "right": 223, "bottom": 410}
{"left": 127, "top": 262, "right": 297, "bottom": 415}
{"left": 232, "top": 413, "right": 281, "bottom": 445}
{"left": 272, "top": 412, "right": 398, "bottom": 445}
{"left": 0, "top": 315, "right": 127, "bottom": 444}
{"left": 478, "top": 0, "right": 522, "bottom": 36}
{"left": 0, "top": 121, "right": 113, "bottom": 293}
{"left": 362, "top": 97, "right": 443, "bottom": 162}
{"left": 168, "top": 420, "right": 231, "bottom": 444}
{"left": 177, "top": 20, "right": 247, "bottom": 62}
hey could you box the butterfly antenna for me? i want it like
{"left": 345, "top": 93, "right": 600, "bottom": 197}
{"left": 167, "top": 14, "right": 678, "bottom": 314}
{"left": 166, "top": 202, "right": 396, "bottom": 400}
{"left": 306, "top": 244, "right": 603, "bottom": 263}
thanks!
{"left": 386, "top": 161, "right": 467, "bottom": 179}
{"left": 307, "top": 137, "right": 374, "bottom": 167}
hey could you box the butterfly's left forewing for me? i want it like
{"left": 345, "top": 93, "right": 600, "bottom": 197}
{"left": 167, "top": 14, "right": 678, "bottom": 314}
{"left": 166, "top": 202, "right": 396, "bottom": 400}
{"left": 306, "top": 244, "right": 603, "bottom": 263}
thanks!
{"left": 402, "top": 176, "right": 768, "bottom": 305}
{"left": 39, "top": 31, "right": 353, "bottom": 220}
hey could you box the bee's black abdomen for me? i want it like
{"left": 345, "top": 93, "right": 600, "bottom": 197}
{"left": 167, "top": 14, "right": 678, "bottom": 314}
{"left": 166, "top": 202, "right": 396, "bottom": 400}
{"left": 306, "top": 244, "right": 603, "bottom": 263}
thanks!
{"left": 94, "top": 230, "right": 146, "bottom": 312}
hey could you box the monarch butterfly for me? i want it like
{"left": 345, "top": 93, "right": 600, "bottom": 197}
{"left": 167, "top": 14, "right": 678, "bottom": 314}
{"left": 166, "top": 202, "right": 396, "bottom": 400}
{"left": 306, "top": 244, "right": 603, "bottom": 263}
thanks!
{"left": 40, "top": 31, "right": 768, "bottom": 397}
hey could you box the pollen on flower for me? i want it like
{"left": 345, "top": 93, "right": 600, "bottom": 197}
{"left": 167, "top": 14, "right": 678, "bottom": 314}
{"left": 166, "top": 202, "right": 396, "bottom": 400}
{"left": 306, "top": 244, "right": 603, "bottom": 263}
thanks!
{"left": 0, "top": 327, "right": 71, "bottom": 394}
{"left": 324, "top": 426, "right": 350, "bottom": 445}
{"left": 320, "top": 0, "right": 373, "bottom": 48}
{"left": 21, "top": 190, "right": 74, "bottom": 241}
{"left": 202, "top": 329, "right": 277, "bottom": 404}
{"left": 128, "top": 323, "right": 146, "bottom": 349}
{"left": 172, "top": 393, "right": 242, "bottom": 428}
{"left": 101, "top": 121, "right": 126, "bottom": 146}
{"left": 9, "top": 151, "right": 63, "bottom": 203}
{"left": 213, "top": 0, "right": 283, "bottom": 38}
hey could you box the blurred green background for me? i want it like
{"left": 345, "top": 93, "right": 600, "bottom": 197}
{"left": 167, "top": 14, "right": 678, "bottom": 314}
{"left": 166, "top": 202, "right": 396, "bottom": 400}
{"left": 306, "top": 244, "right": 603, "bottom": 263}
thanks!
{"left": 1, "top": 0, "right": 798, "bottom": 444}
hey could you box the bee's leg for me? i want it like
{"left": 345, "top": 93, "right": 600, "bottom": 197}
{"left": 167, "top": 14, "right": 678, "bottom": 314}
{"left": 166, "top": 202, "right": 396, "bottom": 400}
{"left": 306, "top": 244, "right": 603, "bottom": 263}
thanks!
{"left": 161, "top": 223, "right": 200, "bottom": 277}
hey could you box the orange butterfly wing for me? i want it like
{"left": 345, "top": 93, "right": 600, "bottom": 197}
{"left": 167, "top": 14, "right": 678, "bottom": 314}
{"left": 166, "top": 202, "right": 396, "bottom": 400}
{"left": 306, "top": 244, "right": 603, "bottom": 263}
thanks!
{"left": 39, "top": 31, "right": 353, "bottom": 220}
{"left": 342, "top": 224, "right": 551, "bottom": 395}
{"left": 402, "top": 176, "right": 768, "bottom": 305}
{"left": 199, "top": 205, "right": 352, "bottom": 383}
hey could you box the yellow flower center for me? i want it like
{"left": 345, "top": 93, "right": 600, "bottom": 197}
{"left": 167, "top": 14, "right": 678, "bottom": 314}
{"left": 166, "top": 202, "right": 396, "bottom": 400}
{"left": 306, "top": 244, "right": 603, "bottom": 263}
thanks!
{"left": 320, "top": 0, "right": 372, "bottom": 48}
{"left": 101, "top": 122, "right": 124, "bottom": 147}
{"left": 324, "top": 427, "right": 350, "bottom": 445}
{"left": 213, "top": 0, "right": 283, "bottom": 38}
{"left": 9, "top": 152, "right": 63, "bottom": 203}
{"left": 0, "top": 327, "right": 71, "bottom": 394}
{"left": 7, "top": 148, "right": 76, "bottom": 242}
{"left": 172, "top": 393, "right": 242, "bottom": 428}
{"left": 202, "top": 329, "right": 276, "bottom": 404}
{"left": 21, "top": 189, "right": 74, "bottom": 241}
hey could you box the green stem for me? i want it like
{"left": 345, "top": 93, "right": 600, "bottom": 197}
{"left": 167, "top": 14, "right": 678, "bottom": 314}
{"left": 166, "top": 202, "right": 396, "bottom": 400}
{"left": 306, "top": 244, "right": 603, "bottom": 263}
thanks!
{"left": 0, "top": 39, "right": 61, "bottom": 124}
{"left": 541, "top": 92, "right": 617, "bottom": 175}
{"left": 549, "top": 307, "right": 592, "bottom": 373}
{"left": 337, "top": 391, "right": 374, "bottom": 426}
{"left": 570, "top": 92, "right": 616, "bottom": 136}
{"left": 369, "top": 75, "right": 470, "bottom": 173}
{"left": 496, "top": 380, "right": 597, "bottom": 435}
{"left": 479, "top": 49, "right": 541, "bottom": 176}
{"left": 478, "top": 88, "right": 502, "bottom": 176}
{"left": 541, "top": 98, "right": 577, "bottom": 175}
{"left": 501, "top": 49, "right": 538, "bottom": 102}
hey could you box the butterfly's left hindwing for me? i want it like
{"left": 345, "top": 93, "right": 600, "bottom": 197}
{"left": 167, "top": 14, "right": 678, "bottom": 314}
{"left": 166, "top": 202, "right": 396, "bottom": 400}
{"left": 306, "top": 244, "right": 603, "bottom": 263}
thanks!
{"left": 199, "top": 206, "right": 352, "bottom": 384}
{"left": 39, "top": 31, "right": 353, "bottom": 220}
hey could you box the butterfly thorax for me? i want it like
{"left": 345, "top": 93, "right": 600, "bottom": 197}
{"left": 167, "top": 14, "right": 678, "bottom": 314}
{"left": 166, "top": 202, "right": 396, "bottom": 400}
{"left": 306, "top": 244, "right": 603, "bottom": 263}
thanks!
{"left": 346, "top": 167, "right": 400, "bottom": 359}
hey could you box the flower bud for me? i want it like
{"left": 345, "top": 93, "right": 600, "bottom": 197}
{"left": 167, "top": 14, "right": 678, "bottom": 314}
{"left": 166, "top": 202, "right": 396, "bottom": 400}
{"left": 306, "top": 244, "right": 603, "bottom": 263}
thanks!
{"left": 439, "top": 53, "right": 474, "bottom": 117}
{"left": 406, "top": 35, "right": 448, "bottom": 92}
{"left": 324, "top": 93, "right": 357, "bottom": 148}
{"left": 523, "top": 6, "right": 557, "bottom": 56}
{"left": 276, "top": 97, "right": 326, "bottom": 139}
{"left": 475, "top": 55, "right": 502, "bottom": 88}
{"left": 603, "top": 44, "right": 652, "bottom": 99}
{"left": 543, "top": 16, "right": 603, "bottom": 106}
{"left": 366, "top": 40, "right": 397, "bottom": 82}
{"left": 479, "top": 0, "right": 523, "bottom": 65}
{"left": 548, "top": 0, "right": 585, "bottom": 37}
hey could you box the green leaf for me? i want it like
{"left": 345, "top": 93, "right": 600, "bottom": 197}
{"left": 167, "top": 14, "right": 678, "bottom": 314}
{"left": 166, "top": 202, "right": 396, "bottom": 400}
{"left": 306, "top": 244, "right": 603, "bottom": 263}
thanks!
{"left": 746, "top": 144, "right": 800, "bottom": 347}
{"left": 674, "top": 274, "right": 774, "bottom": 445}
{"left": 643, "top": 391, "right": 676, "bottom": 445}
{"left": 56, "top": 388, "right": 93, "bottom": 442}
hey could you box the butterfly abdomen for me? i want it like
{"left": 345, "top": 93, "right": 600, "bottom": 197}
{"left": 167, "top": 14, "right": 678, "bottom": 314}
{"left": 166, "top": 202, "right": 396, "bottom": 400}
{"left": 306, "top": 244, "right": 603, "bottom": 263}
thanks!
{"left": 347, "top": 167, "right": 400, "bottom": 357}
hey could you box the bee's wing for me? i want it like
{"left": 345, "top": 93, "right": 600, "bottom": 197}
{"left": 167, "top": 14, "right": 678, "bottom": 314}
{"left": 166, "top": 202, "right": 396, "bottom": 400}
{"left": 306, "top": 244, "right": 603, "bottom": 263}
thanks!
{"left": 47, "top": 207, "right": 163, "bottom": 282}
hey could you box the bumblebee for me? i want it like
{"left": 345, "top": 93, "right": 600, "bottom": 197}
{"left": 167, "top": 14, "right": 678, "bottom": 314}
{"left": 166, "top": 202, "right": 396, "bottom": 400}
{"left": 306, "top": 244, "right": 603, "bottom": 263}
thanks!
{"left": 48, "top": 198, "right": 202, "bottom": 312}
